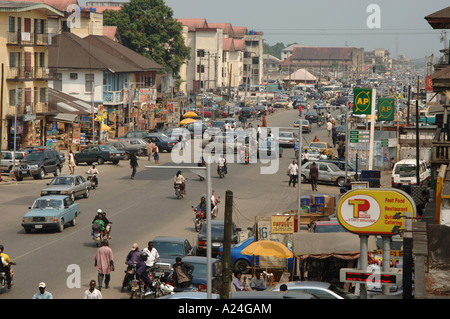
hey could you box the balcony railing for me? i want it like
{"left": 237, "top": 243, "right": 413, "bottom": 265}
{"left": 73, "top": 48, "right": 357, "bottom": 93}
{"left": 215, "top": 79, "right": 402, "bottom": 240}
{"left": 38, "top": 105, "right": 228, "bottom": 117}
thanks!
{"left": 7, "top": 32, "right": 51, "bottom": 45}
{"left": 5, "top": 102, "right": 48, "bottom": 117}
{"left": 103, "top": 91, "right": 123, "bottom": 105}
{"left": 431, "top": 128, "right": 450, "bottom": 164}
{"left": 7, "top": 67, "right": 49, "bottom": 81}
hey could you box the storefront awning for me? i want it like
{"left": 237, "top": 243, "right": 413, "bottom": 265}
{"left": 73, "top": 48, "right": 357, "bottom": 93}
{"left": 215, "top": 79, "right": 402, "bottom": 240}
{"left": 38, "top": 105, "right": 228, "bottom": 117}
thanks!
{"left": 48, "top": 88, "right": 98, "bottom": 115}
{"left": 293, "top": 232, "right": 377, "bottom": 258}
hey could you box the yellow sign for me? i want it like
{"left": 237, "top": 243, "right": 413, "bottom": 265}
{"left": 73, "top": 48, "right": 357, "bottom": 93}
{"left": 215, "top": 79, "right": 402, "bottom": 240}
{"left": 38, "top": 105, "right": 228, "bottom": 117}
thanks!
{"left": 337, "top": 188, "right": 415, "bottom": 235}
{"left": 271, "top": 215, "right": 295, "bottom": 234}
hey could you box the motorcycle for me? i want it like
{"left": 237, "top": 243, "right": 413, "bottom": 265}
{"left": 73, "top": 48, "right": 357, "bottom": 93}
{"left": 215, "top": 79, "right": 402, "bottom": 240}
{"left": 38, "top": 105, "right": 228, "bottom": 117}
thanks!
{"left": 122, "top": 263, "right": 137, "bottom": 292}
{"left": 174, "top": 183, "right": 183, "bottom": 200}
{"left": 86, "top": 173, "right": 98, "bottom": 189}
{"left": 193, "top": 206, "right": 205, "bottom": 232}
{"left": 91, "top": 224, "right": 103, "bottom": 247}
{"left": 218, "top": 165, "right": 225, "bottom": 178}
{"left": 317, "top": 120, "right": 324, "bottom": 127}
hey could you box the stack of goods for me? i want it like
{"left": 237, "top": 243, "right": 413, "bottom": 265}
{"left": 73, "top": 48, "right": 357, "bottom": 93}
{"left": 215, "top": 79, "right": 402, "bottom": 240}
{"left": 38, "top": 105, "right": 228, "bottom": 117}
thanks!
{"left": 299, "top": 194, "right": 336, "bottom": 226}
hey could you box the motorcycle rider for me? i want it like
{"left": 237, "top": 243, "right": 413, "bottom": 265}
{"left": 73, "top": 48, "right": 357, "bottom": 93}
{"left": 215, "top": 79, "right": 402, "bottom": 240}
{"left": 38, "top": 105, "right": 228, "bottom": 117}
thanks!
{"left": 92, "top": 214, "right": 105, "bottom": 238}
{"left": 136, "top": 253, "right": 156, "bottom": 293}
{"left": 174, "top": 170, "right": 186, "bottom": 195}
{"left": 0, "top": 245, "right": 16, "bottom": 289}
{"left": 195, "top": 194, "right": 215, "bottom": 218}
{"left": 100, "top": 211, "right": 112, "bottom": 239}
{"left": 86, "top": 164, "right": 99, "bottom": 187}
{"left": 217, "top": 156, "right": 227, "bottom": 175}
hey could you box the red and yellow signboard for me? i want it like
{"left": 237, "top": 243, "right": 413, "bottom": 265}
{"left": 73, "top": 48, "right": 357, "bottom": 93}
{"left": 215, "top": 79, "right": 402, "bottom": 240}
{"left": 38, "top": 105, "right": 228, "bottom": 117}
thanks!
{"left": 337, "top": 189, "right": 415, "bottom": 235}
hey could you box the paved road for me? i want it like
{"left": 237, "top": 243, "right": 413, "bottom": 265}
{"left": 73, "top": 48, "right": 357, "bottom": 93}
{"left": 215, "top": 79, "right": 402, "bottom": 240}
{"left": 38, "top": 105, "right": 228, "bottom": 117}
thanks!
{"left": 0, "top": 104, "right": 345, "bottom": 299}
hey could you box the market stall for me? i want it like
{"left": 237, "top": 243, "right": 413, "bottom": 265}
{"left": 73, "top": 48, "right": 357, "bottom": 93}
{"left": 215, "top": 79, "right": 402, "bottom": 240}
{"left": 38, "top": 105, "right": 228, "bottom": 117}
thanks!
{"left": 293, "top": 232, "right": 377, "bottom": 288}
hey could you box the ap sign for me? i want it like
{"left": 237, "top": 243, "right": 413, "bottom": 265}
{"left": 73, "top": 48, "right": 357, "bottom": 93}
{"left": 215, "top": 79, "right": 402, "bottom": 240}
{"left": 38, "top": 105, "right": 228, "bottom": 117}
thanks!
{"left": 337, "top": 189, "right": 416, "bottom": 235}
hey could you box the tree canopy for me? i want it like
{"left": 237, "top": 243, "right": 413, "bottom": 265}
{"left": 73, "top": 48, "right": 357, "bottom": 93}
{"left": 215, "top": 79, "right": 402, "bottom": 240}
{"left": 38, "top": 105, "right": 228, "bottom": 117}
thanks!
{"left": 103, "top": 0, "right": 190, "bottom": 75}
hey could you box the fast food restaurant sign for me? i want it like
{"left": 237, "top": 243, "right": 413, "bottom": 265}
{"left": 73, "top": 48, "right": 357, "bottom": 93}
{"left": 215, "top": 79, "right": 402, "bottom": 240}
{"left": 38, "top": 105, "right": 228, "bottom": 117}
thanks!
{"left": 337, "top": 189, "right": 416, "bottom": 235}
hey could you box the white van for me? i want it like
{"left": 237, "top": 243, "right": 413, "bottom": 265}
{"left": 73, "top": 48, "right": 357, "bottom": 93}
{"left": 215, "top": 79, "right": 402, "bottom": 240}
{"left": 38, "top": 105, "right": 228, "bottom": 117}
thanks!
{"left": 392, "top": 159, "right": 431, "bottom": 188}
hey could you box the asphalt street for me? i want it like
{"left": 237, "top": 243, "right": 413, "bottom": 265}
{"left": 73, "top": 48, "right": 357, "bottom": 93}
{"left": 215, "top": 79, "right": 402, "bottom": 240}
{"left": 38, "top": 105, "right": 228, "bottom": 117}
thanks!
{"left": 0, "top": 105, "right": 345, "bottom": 299}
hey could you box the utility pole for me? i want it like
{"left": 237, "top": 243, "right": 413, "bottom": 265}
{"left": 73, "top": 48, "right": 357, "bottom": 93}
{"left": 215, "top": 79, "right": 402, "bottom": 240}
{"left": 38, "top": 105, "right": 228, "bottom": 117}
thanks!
{"left": 220, "top": 190, "right": 233, "bottom": 299}
{"left": 415, "top": 76, "right": 420, "bottom": 186}
{"left": 407, "top": 84, "right": 411, "bottom": 125}
{"left": 0, "top": 64, "right": 4, "bottom": 182}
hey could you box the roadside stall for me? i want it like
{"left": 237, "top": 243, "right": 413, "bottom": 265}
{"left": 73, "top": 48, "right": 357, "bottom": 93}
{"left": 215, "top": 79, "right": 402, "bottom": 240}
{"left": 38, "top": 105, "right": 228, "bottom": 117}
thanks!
{"left": 293, "top": 232, "right": 377, "bottom": 290}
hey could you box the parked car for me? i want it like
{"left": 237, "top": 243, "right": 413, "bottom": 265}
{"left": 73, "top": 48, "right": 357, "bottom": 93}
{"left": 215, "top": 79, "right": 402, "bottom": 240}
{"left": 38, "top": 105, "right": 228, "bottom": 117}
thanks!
{"left": 144, "top": 133, "right": 178, "bottom": 152}
{"left": 185, "top": 121, "right": 211, "bottom": 138}
{"left": 178, "top": 256, "right": 222, "bottom": 292}
{"left": 116, "top": 138, "right": 148, "bottom": 156}
{"left": 22, "top": 195, "right": 80, "bottom": 233}
{"left": 257, "top": 139, "right": 283, "bottom": 158}
{"left": 21, "top": 146, "right": 66, "bottom": 163}
{"left": 40, "top": 175, "right": 91, "bottom": 201}
{"left": 197, "top": 220, "right": 241, "bottom": 256}
{"left": 319, "top": 159, "right": 356, "bottom": 173}
{"left": 1, "top": 150, "right": 26, "bottom": 173}
{"left": 153, "top": 236, "right": 195, "bottom": 271}
{"left": 103, "top": 141, "right": 139, "bottom": 160}
{"left": 14, "top": 148, "right": 64, "bottom": 181}
{"left": 307, "top": 141, "right": 333, "bottom": 158}
{"left": 308, "top": 220, "right": 346, "bottom": 233}
{"left": 300, "top": 161, "right": 355, "bottom": 187}
{"left": 117, "top": 130, "right": 148, "bottom": 139}
{"left": 305, "top": 110, "right": 319, "bottom": 123}
{"left": 303, "top": 148, "right": 321, "bottom": 161}
{"left": 240, "top": 106, "right": 256, "bottom": 118}
{"left": 278, "top": 131, "right": 295, "bottom": 148}
{"left": 268, "top": 281, "right": 358, "bottom": 299}
{"left": 392, "top": 159, "right": 431, "bottom": 188}
{"left": 230, "top": 291, "right": 317, "bottom": 299}
{"left": 74, "top": 145, "right": 125, "bottom": 165}
{"left": 217, "top": 236, "right": 294, "bottom": 274}
{"left": 274, "top": 98, "right": 288, "bottom": 108}
{"left": 335, "top": 125, "right": 346, "bottom": 141}
{"left": 158, "top": 292, "right": 220, "bottom": 299}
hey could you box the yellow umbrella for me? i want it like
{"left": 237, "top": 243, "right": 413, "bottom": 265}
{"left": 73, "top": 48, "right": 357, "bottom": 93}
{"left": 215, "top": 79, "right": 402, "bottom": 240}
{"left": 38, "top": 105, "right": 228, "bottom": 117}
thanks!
{"left": 241, "top": 240, "right": 293, "bottom": 258}
{"left": 100, "top": 123, "right": 111, "bottom": 131}
{"left": 180, "top": 118, "right": 195, "bottom": 126}
{"left": 183, "top": 111, "right": 198, "bottom": 118}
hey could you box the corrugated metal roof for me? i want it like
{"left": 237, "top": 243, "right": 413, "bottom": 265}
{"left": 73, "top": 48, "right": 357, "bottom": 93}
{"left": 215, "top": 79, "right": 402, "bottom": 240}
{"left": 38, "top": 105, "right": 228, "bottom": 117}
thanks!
{"left": 292, "top": 46, "right": 354, "bottom": 61}
{"left": 4, "top": 0, "right": 77, "bottom": 12}
{"left": 0, "top": 0, "right": 64, "bottom": 15}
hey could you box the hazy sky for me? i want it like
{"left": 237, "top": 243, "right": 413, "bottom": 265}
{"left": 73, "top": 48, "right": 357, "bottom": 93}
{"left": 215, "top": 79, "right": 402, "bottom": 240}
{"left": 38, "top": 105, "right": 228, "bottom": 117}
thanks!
{"left": 80, "top": 0, "right": 449, "bottom": 60}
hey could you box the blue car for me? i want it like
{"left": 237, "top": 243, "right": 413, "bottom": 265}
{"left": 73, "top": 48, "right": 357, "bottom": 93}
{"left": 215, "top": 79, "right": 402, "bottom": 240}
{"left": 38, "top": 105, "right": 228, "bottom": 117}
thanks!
{"left": 22, "top": 195, "right": 80, "bottom": 233}
{"left": 217, "top": 237, "right": 294, "bottom": 274}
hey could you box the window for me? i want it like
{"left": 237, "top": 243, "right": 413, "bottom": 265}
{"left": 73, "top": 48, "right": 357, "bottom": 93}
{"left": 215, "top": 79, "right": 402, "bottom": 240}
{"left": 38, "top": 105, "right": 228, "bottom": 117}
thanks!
{"left": 54, "top": 73, "right": 62, "bottom": 91}
{"left": 9, "top": 17, "right": 15, "bottom": 33}
{"left": 9, "top": 52, "right": 19, "bottom": 67}
{"left": 70, "top": 73, "right": 78, "bottom": 80}
{"left": 197, "top": 65, "right": 205, "bottom": 73}
{"left": 85, "top": 74, "right": 94, "bottom": 92}
{"left": 9, "top": 89, "right": 23, "bottom": 106}
{"left": 39, "top": 87, "right": 47, "bottom": 103}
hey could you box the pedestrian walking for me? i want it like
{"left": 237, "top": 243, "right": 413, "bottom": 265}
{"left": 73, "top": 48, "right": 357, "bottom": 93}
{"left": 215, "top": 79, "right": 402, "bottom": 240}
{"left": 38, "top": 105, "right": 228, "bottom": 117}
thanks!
{"left": 146, "top": 141, "right": 155, "bottom": 161}
{"left": 68, "top": 150, "right": 75, "bottom": 175}
{"left": 130, "top": 152, "right": 138, "bottom": 179}
{"left": 32, "top": 282, "right": 53, "bottom": 299}
{"left": 153, "top": 145, "right": 159, "bottom": 164}
{"left": 94, "top": 240, "right": 114, "bottom": 290}
{"left": 287, "top": 160, "right": 298, "bottom": 187}
{"left": 332, "top": 127, "right": 337, "bottom": 148}
{"left": 337, "top": 138, "right": 345, "bottom": 159}
{"left": 309, "top": 162, "right": 319, "bottom": 191}
{"left": 83, "top": 280, "right": 102, "bottom": 299}
{"left": 326, "top": 120, "right": 333, "bottom": 137}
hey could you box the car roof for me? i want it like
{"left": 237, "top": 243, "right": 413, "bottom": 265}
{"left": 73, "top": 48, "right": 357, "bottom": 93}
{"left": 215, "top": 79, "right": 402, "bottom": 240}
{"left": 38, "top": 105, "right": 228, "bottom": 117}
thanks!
{"left": 35, "top": 195, "right": 70, "bottom": 200}
{"left": 230, "top": 291, "right": 317, "bottom": 299}
{"left": 180, "top": 256, "right": 219, "bottom": 263}
{"left": 275, "top": 281, "right": 331, "bottom": 289}
{"left": 153, "top": 236, "right": 188, "bottom": 243}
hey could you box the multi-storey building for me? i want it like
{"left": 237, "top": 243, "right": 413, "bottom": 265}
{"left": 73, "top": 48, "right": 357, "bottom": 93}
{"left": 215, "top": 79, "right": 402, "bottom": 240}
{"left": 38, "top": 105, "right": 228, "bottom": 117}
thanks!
{"left": 0, "top": 1, "right": 64, "bottom": 150}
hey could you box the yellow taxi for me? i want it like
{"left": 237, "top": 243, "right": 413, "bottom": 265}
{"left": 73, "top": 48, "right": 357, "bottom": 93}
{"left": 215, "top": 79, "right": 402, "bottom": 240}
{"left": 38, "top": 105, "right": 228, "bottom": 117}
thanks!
{"left": 307, "top": 142, "right": 333, "bottom": 158}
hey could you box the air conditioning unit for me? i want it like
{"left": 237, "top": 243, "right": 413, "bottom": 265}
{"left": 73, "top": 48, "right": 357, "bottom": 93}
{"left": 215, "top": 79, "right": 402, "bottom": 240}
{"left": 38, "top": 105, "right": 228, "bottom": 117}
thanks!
{"left": 25, "top": 72, "right": 31, "bottom": 78}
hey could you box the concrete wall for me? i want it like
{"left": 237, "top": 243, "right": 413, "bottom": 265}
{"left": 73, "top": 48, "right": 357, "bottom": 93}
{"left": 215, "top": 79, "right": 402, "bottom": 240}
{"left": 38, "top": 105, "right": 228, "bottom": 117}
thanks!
{"left": 429, "top": 224, "right": 450, "bottom": 267}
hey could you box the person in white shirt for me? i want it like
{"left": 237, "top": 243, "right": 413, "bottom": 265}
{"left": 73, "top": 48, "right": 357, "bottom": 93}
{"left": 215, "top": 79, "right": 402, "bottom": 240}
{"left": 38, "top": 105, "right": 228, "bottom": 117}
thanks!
{"left": 287, "top": 160, "right": 299, "bottom": 187}
{"left": 142, "top": 241, "right": 159, "bottom": 269}
{"left": 217, "top": 156, "right": 227, "bottom": 174}
{"left": 326, "top": 120, "right": 333, "bottom": 136}
{"left": 83, "top": 280, "right": 102, "bottom": 299}
{"left": 249, "top": 271, "right": 266, "bottom": 290}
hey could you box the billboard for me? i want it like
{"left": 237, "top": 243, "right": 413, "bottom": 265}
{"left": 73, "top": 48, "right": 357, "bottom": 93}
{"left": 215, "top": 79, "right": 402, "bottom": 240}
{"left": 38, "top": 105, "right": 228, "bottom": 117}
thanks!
{"left": 337, "top": 188, "right": 416, "bottom": 235}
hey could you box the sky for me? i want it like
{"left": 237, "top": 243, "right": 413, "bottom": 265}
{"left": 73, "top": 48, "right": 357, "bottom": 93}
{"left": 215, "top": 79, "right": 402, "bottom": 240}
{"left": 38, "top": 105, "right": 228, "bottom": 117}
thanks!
{"left": 79, "top": 0, "right": 449, "bottom": 61}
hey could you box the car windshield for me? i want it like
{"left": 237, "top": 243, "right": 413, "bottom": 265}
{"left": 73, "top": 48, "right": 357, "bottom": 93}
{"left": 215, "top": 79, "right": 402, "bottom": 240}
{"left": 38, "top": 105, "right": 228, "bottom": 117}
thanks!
{"left": 328, "top": 284, "right": 358, "bottom": 299}
{"left": 157, "top": 134, "right": 171, "bottom": 141}
{"left": 25, "top": 152, "right": 44, "bottom": 161}
{"left": 201, "top": 224, "right": 224, "bottom": 236}
{"left": 306, "top": 111, "right": 317, "bottom": 115}
{"left": 99, "top": 145, "right": 116, "bottom": 152}
{"left": 309, "top": 143, "right": 325, "bottom": 148}
{"left": 50, "top": 177, "right": 75, "bottom": 185}
{"left": 190, "top": 262, "right": 208, "bottom": 277}
{"left": 279, "top": 132, "right": 292, "bottom": 138}
{"left": 153, "top": 241, "right": 184, "bottom": 256}
{"left": 33, "top": 199, "right": 63, "bottom": 209}
{"left": 328, "top": 164, "right": 341, "bottom": 172}
{"left": 395, "top": 164, "right": 416, "bottom": 175}
{"left": 314, "top": 224, "right": 346, "bottom": 233}
{"left": 212, "top": 122, "right": 225, "bottom": 128}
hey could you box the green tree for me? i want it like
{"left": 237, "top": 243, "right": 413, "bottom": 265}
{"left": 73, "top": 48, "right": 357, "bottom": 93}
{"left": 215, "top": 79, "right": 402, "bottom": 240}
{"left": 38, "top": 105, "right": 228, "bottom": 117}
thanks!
{"left": 103, "top": 0, "right": 190, "bottom": 74}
